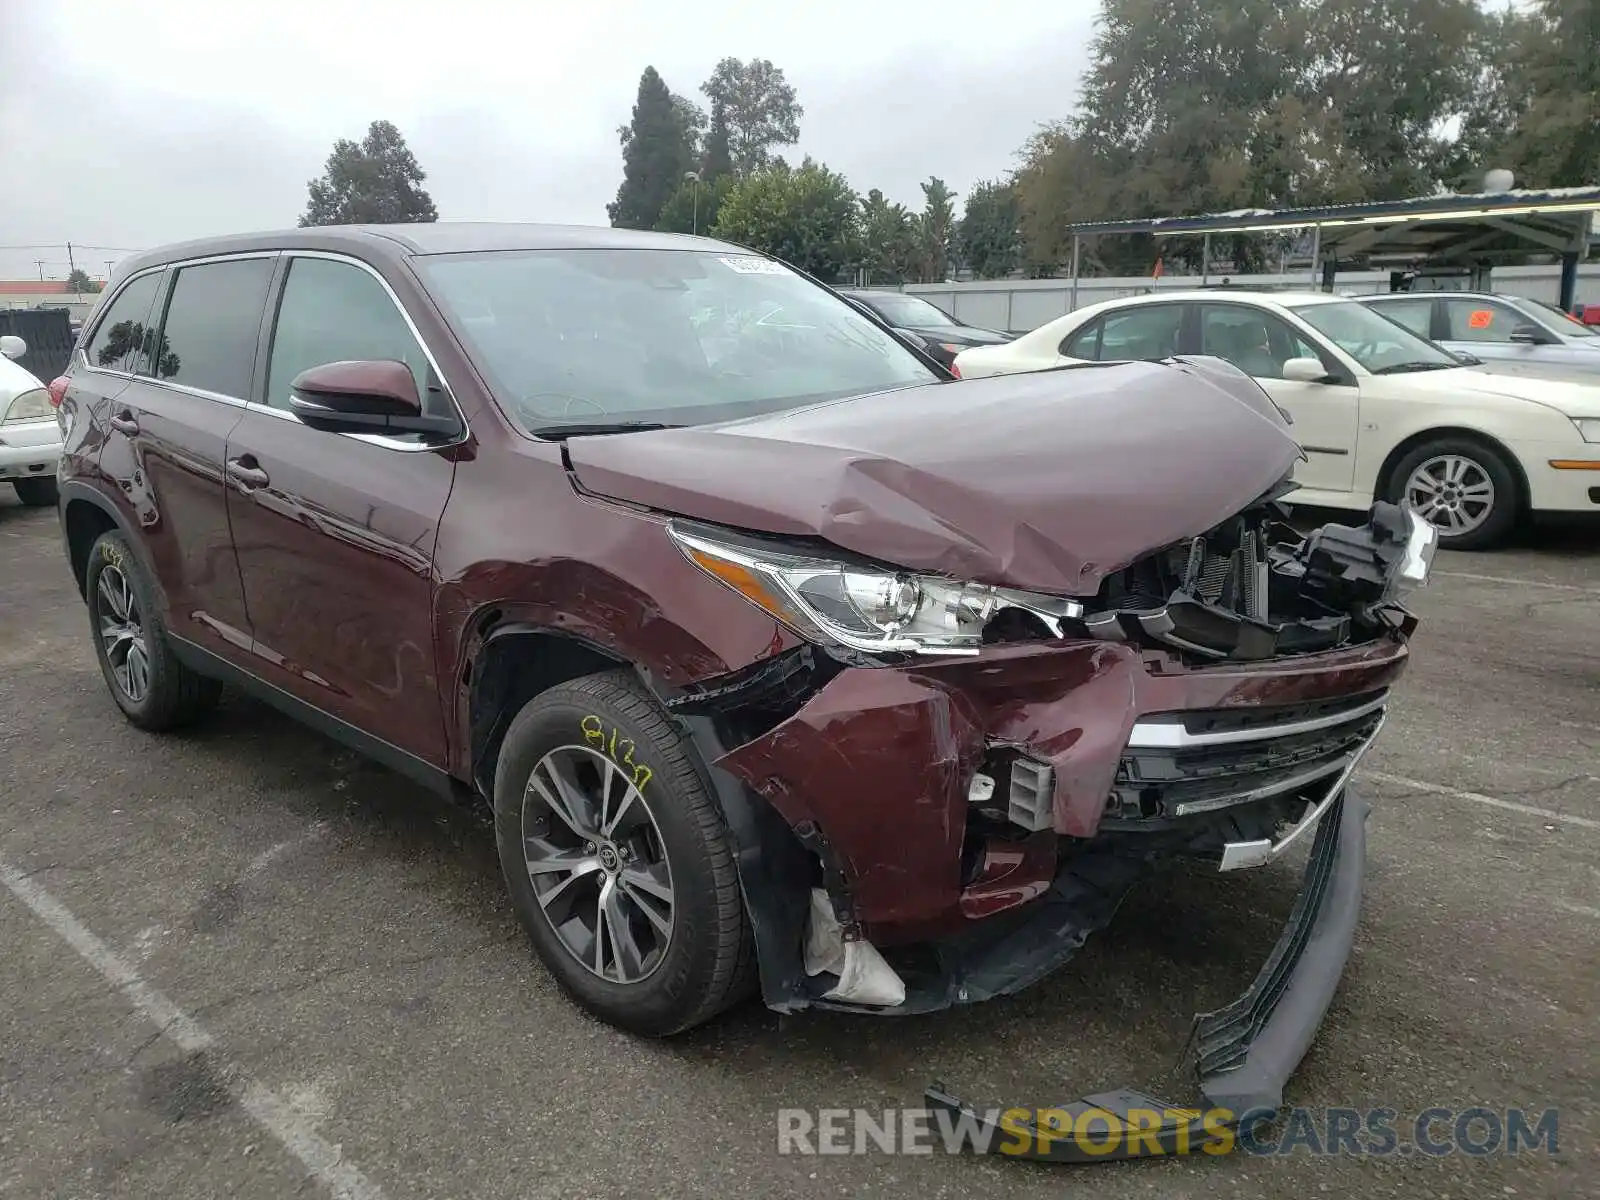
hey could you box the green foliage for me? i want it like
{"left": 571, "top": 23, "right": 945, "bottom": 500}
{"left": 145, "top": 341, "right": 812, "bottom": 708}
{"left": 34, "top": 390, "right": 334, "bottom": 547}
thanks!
{"left": 65, "top": 268, "right": 99, "bottom": 294}
{"left": 857, "top": 190, "right": 920, "bottom": 284}
{"left": 609, "top": 67, "right": 699, "bottom": 230}
{"left": 957, "top": 180, "right": 1021, "bottom": 279}
{"left": 917, "top": 178, "right": 956, "bottom": 283}
{"left": 655, "top": 174, "right": 735, "bottom": 236}
{"left": 1497, "top": 0, "right": 1600, "bottom": 187}
{"left": 299, "top": 120, "right": 437, "bottom": 227}
{"left": 712, "top": 159, "right": 860, "bottom": 281}
{"left": 700, "top": 58, "right": 803, "bottom": 175}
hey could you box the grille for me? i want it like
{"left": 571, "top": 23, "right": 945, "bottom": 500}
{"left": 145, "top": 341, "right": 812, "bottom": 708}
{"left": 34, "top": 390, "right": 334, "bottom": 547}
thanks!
{"left": 1110, "top": 693, "right": 1386, "bottom": 821}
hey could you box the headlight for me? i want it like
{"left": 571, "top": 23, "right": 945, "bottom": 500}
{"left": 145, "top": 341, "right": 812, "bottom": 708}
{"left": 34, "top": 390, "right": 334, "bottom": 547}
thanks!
{"left": 2, "top": 388, "right": 51, "bottom": 424}
{"left": 667, "top": 523, "right": 1084, "bottom": 656}
{"left": 1573, "top": 417, "right": 1600, "bottom": 443}
{"left": 1397, "top": 507, "right": 1438, "bottom": 591}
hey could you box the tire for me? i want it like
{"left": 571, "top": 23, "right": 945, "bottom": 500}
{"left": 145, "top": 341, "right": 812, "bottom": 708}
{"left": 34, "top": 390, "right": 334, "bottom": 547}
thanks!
{"left": 85, "top": 530, "right": 222, "bottom": 730}
{"left": 1386, "top": 436, "right": 1520, "bottom": 551}
{"left": 13, "top": 477, "right": 58, "bottom": 507}
{"left": 493, "top": 669, "right": 756, "bottom": 1036}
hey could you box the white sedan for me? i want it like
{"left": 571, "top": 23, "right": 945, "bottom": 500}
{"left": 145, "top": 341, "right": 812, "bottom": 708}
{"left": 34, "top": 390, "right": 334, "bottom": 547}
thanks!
{"left": 0, "top": 336, "right": 63, "bottom": 507}
{"left": 954, "top": 290, "right": 1600, "bottom": 549}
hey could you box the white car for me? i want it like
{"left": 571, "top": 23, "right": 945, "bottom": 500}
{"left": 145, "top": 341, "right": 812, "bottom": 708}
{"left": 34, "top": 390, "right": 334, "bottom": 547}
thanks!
{"left": 0, "top": 335, "right": 63, "bottom": 507}
{"left": 954, "top": 290, "right": 1600, "bottom": 549}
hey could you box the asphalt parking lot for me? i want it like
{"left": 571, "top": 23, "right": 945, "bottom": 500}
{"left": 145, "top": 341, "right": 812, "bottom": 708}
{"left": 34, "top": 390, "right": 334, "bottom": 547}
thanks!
{"left": 0, "top": 495, "right": 1594, "bottom": 1200}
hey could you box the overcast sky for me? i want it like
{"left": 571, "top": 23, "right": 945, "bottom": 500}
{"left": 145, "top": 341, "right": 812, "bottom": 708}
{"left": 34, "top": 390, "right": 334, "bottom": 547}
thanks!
{"left": 0, "top": 0, "right": 1098, "bottom": 280}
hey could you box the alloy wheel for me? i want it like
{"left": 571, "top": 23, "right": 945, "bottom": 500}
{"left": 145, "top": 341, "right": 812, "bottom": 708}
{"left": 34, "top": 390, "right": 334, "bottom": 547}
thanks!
{"left": 521, "top": 744, "right": 675, "bottom": 984}
{"left": 1404, "top": 454, "right": 1495, "bottom": 537}
{"left": 96, "top": 565, "right": 150, "bottom": 703}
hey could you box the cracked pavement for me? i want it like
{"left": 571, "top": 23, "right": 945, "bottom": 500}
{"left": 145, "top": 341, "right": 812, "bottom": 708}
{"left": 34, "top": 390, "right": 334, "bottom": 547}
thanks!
{"left": 0, "top": 496, "right": 1594, "bottom": 1199}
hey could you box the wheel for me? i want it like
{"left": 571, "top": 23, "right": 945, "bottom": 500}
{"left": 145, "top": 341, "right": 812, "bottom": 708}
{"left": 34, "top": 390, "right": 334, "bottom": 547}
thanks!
{"left": 1387, "top": 436, "right": 1520, "bottom": 550}
{"left": 13, "top": 477, "right": 58, "bottom": 507}
{"left": 492, "top": 670, "right": 755, "bottom": 1036}
{"left": 85, "top": 530, "right": 222, "bottom": 730}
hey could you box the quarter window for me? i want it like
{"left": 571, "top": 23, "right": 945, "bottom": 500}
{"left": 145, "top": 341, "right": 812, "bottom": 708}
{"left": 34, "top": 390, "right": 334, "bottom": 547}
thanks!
{"left": 155, "top": 258, "right": 276, "bottom": 396}
{"left": 266, "top": 258, "right": 429, "bottom": 411}
{"left": 86, "top": 273, "right": 164, "bottom": 374}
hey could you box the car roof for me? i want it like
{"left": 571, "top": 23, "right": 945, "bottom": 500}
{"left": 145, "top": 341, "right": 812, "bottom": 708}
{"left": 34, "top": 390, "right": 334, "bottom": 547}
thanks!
{"left": 1093, "top": 289, "right": 1348, "bottom": 306}
{"left": 113, "top": 222, "right": 756, "bottom": 281}
{"left": 1356, "top": 291, "right": 1526, "bottom": 302}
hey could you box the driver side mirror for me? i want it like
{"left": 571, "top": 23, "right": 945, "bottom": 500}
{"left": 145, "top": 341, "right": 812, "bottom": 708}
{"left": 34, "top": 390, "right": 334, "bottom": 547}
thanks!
{"left": 0, "top": 335, "right": 26, "bottom": 361}
{"left": 289, "top": 360, "right": 460, "bottom": 437}
{"left": 1509, "top": 324, "right": 1554, "bottom": 346}
{"left": 1282, "top": 356, "right": 1332, "bottom": 383}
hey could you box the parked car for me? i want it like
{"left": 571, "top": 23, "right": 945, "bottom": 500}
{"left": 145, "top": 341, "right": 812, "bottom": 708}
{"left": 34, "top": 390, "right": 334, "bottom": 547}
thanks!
{"left": 1357, "top": 290, "right": 1600, "bottom": 375}
{"left": 955, "top": 289, "right": 1600, "bottom": 549}
{"left": 837, "top": 288, "right": 1011, "bottom": 368}
{"left": 55, "top": 226, "right": 1432, "bottom": 1140}
{"left": 0, "top": 335, "right": 64, "bottom": 506}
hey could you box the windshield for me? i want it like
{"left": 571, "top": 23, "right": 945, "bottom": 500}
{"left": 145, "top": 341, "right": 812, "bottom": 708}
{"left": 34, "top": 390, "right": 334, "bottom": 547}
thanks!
{"left": 1288, "top": 300, "right": 1459, "bottom": 373}
{"left": 862, "top": 293, "right": 961, "bottom": 329}
{"left": 418, "top": 249, "right": 939, "bottom": 433}
{"left": 1515, "top": 296, "right": 1596, "bottom": 337}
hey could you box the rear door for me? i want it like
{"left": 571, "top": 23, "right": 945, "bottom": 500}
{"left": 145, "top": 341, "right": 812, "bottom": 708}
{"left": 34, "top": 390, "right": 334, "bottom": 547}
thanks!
{"left": 1195, "top": 302, "right": 1358, "bottom": 493}
{"left": 224, "top": 253, "right": 459, "bottom": 764}
{"left": 91, "top": 255, "right": 276, "bottom": 659}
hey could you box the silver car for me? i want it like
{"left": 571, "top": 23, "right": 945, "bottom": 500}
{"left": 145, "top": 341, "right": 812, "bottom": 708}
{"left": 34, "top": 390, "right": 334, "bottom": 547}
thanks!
{"left": 1358, "top": 290, "right": 1600, "bottom": 375}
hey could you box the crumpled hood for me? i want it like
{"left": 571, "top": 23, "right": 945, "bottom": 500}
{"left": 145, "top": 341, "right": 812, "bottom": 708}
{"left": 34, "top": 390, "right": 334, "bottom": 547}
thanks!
{"left": 1411, "top": 364, "right": 1600, "bottom": 416}
{"left": 566, "top": 356, "right": 1302, "bottom": 596}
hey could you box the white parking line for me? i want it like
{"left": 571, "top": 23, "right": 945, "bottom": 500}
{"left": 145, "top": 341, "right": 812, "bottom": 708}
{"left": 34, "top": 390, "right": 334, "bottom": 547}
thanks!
{"left": 0, "top": 856, "right": 386, "bottom": 1200}
{"left": 1432, "top": 569, "right": 1598, "bottom": 594}
{"left": 1367, "top": 771, "right": 1600, "bottom": 831}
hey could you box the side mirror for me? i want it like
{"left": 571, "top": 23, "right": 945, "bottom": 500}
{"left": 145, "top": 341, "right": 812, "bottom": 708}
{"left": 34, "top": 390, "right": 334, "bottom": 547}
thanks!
{"left": 1509, "top": 324, "right": 1554, "bottom": 346}
{"left": 0, "top": 335, "right": 26, "bottom": 361}
{"left": 1282, "top": 356, "right": 1330, "bottom": 383}
{"left": 288, "top": 360, "right": 459, "bottom": 436}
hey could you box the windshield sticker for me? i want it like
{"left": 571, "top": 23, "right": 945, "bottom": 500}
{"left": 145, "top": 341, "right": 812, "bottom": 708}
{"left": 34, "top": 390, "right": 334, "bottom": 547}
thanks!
{"left": 1467, "top": 308, "right": 1495, "bottom": 329}
{"left": 719, "top": 256, "right": 787, "bottom": 275}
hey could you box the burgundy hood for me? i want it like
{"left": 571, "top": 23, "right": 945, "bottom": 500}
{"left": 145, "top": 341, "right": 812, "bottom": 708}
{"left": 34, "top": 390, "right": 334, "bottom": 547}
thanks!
{"left": 566, "top": 357, "right": 1301, "bottom": 596}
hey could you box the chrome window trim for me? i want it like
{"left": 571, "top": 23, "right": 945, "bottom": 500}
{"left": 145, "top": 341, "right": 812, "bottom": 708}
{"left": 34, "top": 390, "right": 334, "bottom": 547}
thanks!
{"left": 1126, "top": 691, "right": 1389, "bottom": 750}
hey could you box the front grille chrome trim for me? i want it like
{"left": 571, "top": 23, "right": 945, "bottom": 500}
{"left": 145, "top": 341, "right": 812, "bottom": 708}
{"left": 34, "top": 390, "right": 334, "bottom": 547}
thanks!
{"left": 1169, "top": 753, "right": 1356, "bottom": 816}
{"left": 1127, "top": 692, "right": 1388, "bottom": 750}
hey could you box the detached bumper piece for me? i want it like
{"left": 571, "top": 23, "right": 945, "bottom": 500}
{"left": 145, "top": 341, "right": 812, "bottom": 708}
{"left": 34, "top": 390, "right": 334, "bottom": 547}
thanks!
{"left": 926, "top": 789, "right": 1369, "bottom": 1162}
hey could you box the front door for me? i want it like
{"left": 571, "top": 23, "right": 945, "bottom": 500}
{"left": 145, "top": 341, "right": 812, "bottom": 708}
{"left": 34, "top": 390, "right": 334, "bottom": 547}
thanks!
{"left": 89, "top": 256, "right": 276, "bottom": 659}
{"left": 224, "top": 254, "right": 458, "bottom": 764}
{"left": 1195, "top": 302, "right": 1359, "bottom": 494}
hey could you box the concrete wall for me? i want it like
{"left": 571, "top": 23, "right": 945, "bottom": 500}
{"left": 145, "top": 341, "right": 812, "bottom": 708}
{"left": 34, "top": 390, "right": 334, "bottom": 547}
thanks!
{"left": 894, "top": 263, "right": 1600, "bottom": 334}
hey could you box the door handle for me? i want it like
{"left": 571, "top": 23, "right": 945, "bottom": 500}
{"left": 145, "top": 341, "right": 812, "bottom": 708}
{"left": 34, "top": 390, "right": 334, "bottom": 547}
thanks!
{"left": 225, "top": 457, "right": 270, "bottom": 490}
{"left": 109, "top": 411, "right": 139, "bottom": 435}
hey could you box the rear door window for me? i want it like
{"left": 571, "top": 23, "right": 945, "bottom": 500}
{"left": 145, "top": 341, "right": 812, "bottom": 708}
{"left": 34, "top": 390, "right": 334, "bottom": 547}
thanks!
{"left": 1441, "top": 298, "right": 1524, "bottom": 343}
{"left": 1064, "top": 306, "right": 1182, "bottom": 361}
{"left": 155, "top": 258, "right": 276, "bottom": 397}
{"left": 1368, "top": 298, "right": 1434, "bottom": 339}
{"left": 85, "top": 273, "right": 165, "bottom": 374}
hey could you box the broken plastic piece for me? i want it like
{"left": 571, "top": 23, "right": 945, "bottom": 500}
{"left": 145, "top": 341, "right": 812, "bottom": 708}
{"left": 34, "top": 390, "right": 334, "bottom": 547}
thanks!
{"left": 803, "top": 888, "right": 907, "bottom": 1008}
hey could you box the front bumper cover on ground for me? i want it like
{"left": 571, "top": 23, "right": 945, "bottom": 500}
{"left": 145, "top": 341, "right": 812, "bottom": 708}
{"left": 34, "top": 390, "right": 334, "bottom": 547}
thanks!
{"left": 925, "top": 788, "right": 1369, "bottom": 1161}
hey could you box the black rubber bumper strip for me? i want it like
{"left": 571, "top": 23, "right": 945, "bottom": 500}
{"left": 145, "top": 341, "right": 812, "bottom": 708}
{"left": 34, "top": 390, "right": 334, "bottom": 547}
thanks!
{"left": 925, "top": 789, "right": 1369, "bottom": 1162}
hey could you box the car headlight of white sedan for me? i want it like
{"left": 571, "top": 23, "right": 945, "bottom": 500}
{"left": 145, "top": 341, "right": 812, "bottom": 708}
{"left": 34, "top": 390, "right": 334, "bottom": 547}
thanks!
{"left": 1, "top": 387, "right": 52, "bottom": 424}
{"left": 1572, "top": 417, "right": 1600, "bottom": 443}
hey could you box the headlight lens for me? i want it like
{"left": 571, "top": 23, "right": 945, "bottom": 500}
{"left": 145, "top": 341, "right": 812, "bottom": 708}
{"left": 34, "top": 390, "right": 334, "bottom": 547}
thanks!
{"left": 1397, "top": 507, "right": 1439, "bottom": 591}
{"left": 2, "top": 388, "right": 51, "bottom": 424}
{"left": 668, "top": 523, "right": 1083, "bottom": 656}
{"left": 1573, "top": 417, "right": 1600, "bottom": 443}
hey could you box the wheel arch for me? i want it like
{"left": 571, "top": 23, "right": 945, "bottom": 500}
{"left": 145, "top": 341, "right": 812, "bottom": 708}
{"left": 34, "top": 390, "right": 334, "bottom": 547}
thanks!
{"left": 1374, "top": 425, "right": 1530, "bottom": 513}
{"left": 60, "top": 481, "right": 137, "bottom": 601}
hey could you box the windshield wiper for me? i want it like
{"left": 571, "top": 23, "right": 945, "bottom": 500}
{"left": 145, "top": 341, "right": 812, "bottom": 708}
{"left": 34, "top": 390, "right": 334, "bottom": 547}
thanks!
{"left": 530, "top": 421, "right": 684, "bottom": 439}
{"left": 1371, "top": 361, "right": 1458, "bottom": 375}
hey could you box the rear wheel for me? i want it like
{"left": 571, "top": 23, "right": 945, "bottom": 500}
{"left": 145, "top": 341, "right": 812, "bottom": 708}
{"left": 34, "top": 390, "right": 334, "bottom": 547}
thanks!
{"left": 492, "top": 670, "right": 755, "bottom": 1036}
{"left": 1387, "top": 436, "right": 1519, "bottom": 551}
{"left": 13, "top": 477, "right": 58, "bottom": 507}
{"left": 85, "top": 530, "right": 221, "bottom": 730}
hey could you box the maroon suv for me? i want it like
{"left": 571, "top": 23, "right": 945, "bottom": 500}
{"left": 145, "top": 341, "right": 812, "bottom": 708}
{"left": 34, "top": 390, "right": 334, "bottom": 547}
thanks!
{"left": 53, "top": 224, "right": 1433, "bottom": 1151}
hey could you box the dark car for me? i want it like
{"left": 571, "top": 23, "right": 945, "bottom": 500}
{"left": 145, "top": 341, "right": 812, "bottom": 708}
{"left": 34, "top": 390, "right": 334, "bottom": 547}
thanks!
{"left": 837, "top": 288, "right": 1011, "bottom": 368}
{"left": 51, "top": 224, "right": 1432, "bottom": 1145}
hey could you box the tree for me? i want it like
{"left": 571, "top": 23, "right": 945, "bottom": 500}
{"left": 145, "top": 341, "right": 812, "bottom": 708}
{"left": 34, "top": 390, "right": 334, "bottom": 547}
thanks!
{"left": 655, "top": 173, "right": 734, "bottom": 236}
{"left": 699, "top": 58, "right": 803, "bottom": 175}
{"left": 958, "top": 181, "right": 1021, "bottom": 279}
{"left": 609, "top": 67, "right": 699, "bottom": 230}
{"left": 299, "top": 120, "right": 437, "bottom": 227}
{"left": 1500, "top": 0, "right": 1600, "bottom": 186}
{"left": 711, "top": 158, "right": 859, "bottom": 281}
{"left": 857, "top": 190, "right": 919, "bottom": 284}
{"left": 701, "top": 97, "right": 734, "bottom": 180}
{"left": 917, "top": 178, "right": 956, "bottom": 283}
{"left": 65, "top": 268, "right": 100, "bottom": 294}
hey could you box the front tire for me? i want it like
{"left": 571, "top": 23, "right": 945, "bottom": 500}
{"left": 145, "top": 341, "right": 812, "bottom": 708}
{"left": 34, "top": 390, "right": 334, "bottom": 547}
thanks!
{"left": 85, "top": 530, "right": 221, "bottom": 730}
{"left": 13, "top": 477, "right": 58, "bottom": 507}
{"left": 493, "top": 670, "right": 755, "bottom": 1036}
{"left": 1387, "top": 436, "right": 1520, "bottom": 550}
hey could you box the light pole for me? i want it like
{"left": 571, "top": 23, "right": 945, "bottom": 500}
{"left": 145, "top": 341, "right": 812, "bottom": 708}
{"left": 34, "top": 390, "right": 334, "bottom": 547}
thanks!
{"left": 685, "top": 170, "right": 702, "bottom": 236}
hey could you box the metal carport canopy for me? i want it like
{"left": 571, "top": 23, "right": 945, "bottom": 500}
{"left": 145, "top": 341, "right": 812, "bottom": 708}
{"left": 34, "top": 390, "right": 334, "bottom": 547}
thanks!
{"left": 1061, "top": 186, "right": 1600, "bottom": 308}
